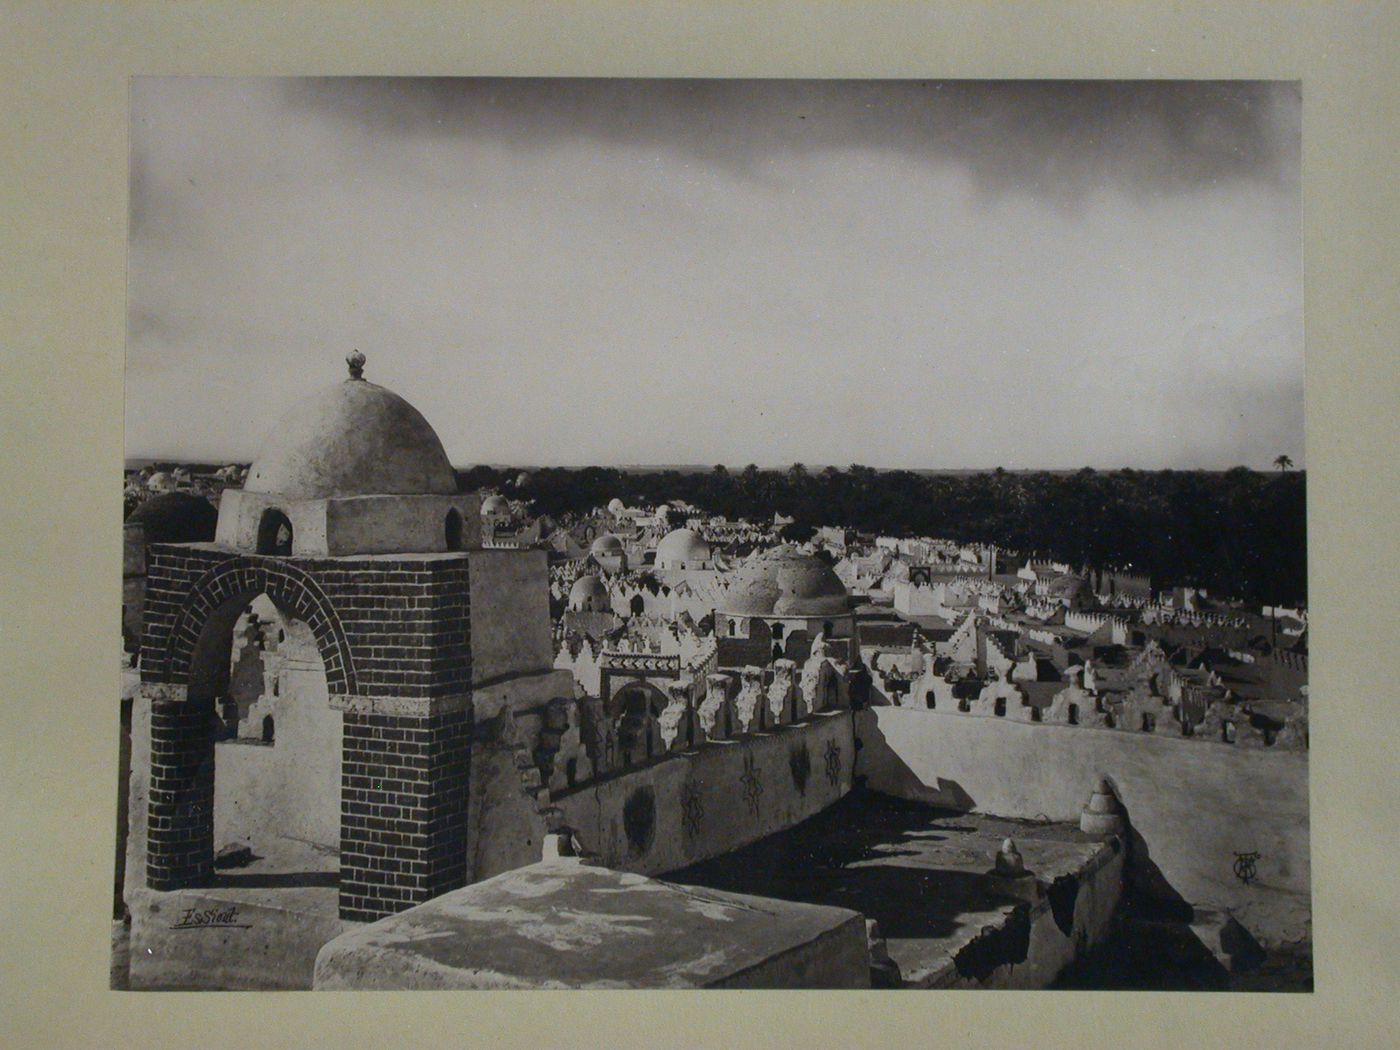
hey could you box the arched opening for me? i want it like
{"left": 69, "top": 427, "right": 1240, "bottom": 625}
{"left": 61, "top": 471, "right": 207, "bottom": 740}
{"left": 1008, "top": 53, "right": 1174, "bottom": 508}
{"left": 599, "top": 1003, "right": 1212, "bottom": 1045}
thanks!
{"left": 771, "top": 623, "right": 786, "bottom": 641}
{"left": 612, "top": 683, "right": 666, "bottom": 767}
{"left": 256, "top": 508, "right": 294, "bottom": 556}
{"left": 1141, "top": 713, "right": 1156, "bottom": 732}
{"left": 629, "top": 594, "right": 645, "bottom": 617}
{"left": 445, "top": 508, "right": 464, "bottom": 551}
{"left": 783, "top": 628, "right": 811, "bottom": 662}
{"left": 182, "top": 590, "right": 341, "bottom": 890}
{"left": 810, "top": 662, "right": 839, "bottom": 712}
{"left": 925, "top": 689, "right": 936, "bottom": 710}
{"left": 823, "top": 620, "right": 835, "bottom": 638}
{"left": 994, "top": 696, "right": 1006, "bottom": 717}
{"left": 1067, "top": 703, "right": 1080, "bottom": 725}
{"left": 728, "top": 619, "right": 736, "bottom": 637}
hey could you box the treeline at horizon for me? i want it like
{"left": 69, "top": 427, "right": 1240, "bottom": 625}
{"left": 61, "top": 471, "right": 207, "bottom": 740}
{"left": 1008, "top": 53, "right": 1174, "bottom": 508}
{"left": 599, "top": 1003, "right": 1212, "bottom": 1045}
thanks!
{"left": 459, "top": 463, "right": 1307, "bottom": 607}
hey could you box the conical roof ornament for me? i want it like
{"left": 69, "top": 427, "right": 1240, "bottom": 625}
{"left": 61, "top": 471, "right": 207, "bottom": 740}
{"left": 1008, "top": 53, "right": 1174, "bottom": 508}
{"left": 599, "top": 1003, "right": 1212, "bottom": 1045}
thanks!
{"left": 1080, "top": 777, "right": 1127, "bottom": 838}
{"left": 346, "top": 349, "right": 366, "bottom": 380}
{"left": 994, "top": 837, "right": 1025, "bottom": 876}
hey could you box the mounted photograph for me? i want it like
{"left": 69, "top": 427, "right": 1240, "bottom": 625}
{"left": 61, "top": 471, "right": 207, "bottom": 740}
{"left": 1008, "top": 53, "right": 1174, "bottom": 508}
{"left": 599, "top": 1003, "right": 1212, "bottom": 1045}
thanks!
{"left": 115, "top": 76, "right": 1308, "bottom": 991}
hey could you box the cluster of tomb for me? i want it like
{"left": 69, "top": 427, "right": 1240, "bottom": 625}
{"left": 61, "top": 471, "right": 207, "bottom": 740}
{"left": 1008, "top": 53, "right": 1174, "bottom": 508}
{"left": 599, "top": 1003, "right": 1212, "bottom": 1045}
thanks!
{"left": 117, "top": 355, "right": 1308, "bottom": 990}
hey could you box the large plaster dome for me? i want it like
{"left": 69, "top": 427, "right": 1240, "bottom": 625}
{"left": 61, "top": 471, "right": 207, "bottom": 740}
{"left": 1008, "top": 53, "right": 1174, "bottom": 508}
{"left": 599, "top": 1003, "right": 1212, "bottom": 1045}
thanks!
{"left": 721, "top": 545, "right": 848, "bottom": 617}
{"left": 244, "top": 375, "right": 458, "bottom": 499}
{"left": 655, "top": 527, "right": 711, "bottom": 568}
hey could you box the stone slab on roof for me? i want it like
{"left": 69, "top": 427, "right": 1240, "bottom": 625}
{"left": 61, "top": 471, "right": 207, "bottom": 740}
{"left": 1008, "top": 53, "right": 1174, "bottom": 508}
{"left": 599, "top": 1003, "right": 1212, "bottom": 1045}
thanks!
{"left": 313, "top": 858, "right": 870, "bottom": 989}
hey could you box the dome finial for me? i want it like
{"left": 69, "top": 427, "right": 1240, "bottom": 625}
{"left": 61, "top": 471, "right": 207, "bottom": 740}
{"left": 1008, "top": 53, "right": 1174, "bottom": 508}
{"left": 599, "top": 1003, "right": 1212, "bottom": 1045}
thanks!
{"left": 346, "top": 349, "right": 366, "bottom": 380}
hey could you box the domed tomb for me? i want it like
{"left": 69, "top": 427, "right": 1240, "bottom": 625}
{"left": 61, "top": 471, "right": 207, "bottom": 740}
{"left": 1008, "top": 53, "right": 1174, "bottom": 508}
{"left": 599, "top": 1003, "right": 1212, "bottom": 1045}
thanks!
{"left": 1045, "top": 573, "right": 1089, "bottom": 601}
{"left": 588, "top": 531, "right": 627, "bottom": 572}
{"left": 481, "top": 494, "right": 511, "bottom": 517}
{"left": 146, "top": 471, "right": 177, "bottom": 495}
{"left": 215, "top": 354, "right": 480, "bottom": 557}
{"left": 244, "top": 373, "right": 457, "bottom": 500}
{"left": 655, "top": 527, "right": 711, "bottom": 571}
{"left": 713, "top": 545, "right": 856, "bottom": 668}
{"left": 127, "top": 491, "right": 218, "bottom": 545}
{"left": 591, "top": 533, "right": 624, "bottom": 554}
{"left": 720, "top": 545, "right": 848, "bottom": 617}
{"left": 568, "top": 574, "right": 611, "bottom": 612}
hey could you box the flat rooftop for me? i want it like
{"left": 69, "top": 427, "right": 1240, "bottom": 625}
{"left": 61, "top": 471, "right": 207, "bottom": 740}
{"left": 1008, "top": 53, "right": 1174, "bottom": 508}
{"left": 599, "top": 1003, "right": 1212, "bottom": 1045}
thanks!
{"left": 667, "top": 790, "right": 1114, "bottom": 987}
{"left": 313, "top": 859, "right": 871, "bottom": 989}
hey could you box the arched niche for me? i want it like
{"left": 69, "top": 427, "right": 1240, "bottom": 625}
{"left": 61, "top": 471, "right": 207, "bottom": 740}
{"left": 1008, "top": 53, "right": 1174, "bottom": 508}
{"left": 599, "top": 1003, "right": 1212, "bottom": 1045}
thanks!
{"left": 445, "top": 507, "right": 465, "bottom": 551}
{"left": 610, "top": 681, "right": 668, "bottom": 767}
{"left": 256, "top": 507, "right": 294, "bottom": 556}
{"left": 147, "top": 561, "right": 355, "bottom": 892}
{"left": 187, "top": 590, "right": 342, "bottom": 883}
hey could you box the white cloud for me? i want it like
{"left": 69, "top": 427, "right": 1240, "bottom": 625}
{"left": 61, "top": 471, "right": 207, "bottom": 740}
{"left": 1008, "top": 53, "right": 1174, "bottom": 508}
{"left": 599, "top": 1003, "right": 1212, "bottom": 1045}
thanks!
{"left": 127, "top": 78, "right": 1303, "bottom": 470}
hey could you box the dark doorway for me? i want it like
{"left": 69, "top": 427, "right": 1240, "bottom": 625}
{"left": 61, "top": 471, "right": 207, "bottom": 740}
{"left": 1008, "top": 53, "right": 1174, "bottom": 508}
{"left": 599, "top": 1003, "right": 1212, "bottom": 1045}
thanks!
{"left": 256, "top": 509, "right": 293, "bottom": 556}
{"left": 445, "top": 508, "right": 464, "bottom": 551}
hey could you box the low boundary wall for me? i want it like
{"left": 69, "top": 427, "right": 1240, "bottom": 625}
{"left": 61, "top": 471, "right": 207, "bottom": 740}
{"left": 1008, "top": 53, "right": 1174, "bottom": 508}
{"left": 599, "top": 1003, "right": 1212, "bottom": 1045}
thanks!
{"left": 557, "top": 711, "right": 854, "bottom": 875}
{"left": 855, "top": 707, "right": 1310, "bottom": 944}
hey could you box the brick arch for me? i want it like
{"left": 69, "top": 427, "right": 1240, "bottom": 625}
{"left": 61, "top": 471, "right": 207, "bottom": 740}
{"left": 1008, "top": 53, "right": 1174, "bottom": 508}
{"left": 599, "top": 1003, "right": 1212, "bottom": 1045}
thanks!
{"left": 160, "top": 557, "right": 357, "bottom": 695}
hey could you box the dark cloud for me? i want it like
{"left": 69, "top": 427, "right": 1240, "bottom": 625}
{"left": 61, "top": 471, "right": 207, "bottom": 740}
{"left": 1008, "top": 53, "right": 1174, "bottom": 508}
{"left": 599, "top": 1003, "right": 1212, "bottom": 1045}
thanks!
{"left": 280, "top": 77, "right": 1299, "bottom": 200}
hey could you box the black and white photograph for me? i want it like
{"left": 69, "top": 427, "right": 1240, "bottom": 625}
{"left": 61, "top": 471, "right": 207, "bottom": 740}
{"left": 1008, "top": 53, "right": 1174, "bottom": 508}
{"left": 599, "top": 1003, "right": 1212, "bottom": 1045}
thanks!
{"left": 113, "top": 76, "right": 1310, "bottom": 992}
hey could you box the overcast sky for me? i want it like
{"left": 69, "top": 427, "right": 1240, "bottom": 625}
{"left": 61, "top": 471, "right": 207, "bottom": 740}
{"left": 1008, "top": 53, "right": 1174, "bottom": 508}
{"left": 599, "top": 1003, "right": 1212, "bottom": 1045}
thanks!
{"left": 127, "top": 77, "right": 1302, "bottom": 470}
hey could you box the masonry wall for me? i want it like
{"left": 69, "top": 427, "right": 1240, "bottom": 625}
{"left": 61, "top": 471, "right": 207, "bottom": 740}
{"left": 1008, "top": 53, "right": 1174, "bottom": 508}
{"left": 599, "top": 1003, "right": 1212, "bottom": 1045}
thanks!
{"left": 338, "top": 709, "right": 472, "bottom": 921}
{"left": 856, "top": 706, "right": 1310, "bottom": 944}
{"left": 467, "top": 549, "right": 554, "bottom": 684}
{"left": 137, "top": 543, "right": 475, "bottom": 920}
{"left": 141, "top": 544, "right": 473, "bottom": 701}
{"left": 556, "top": 711, "right": 854, "bottom": 876}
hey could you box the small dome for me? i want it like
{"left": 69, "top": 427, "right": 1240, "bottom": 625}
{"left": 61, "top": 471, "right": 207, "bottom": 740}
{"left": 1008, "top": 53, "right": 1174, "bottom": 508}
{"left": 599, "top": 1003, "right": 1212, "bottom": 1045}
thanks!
{"left": 607, "top": 498, "right": 626, "bottom": 515}
{"left": 721, "top": 545, "right": 848, "bottom": 616}
{"left": 514, "top": 471, "right": 532, "bottom": 488}
{"left": 146, "top": 471, "right": 177, "bottom": 494}
{"left": 244, "top": 370, "right": 457, "bottom": 500}
{"left": 656, "top": 503, "right": 671, "bottom": 516}
{"left": 568, "top": 574, "right": 610, "bottom": 611}
{"left": 126, "top": 492, "right": 218, "bottom": 544}
{"left": 1046, "top": 574, "right": 1087, "bottom": 598}
{"left": 481, "top": 494, "right": 511, "bottom": 516}
{"left": 655, "top": 527, "right": 711, "bottom": 569}
{"left": 591, "top": 533, "right": 624, "bottom": 554}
